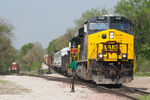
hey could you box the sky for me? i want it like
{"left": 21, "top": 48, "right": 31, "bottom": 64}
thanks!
{"left": 0, "top": 0, "right": 119, "bottom": 49}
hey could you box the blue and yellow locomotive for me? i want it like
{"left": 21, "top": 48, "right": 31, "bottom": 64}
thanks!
{"left": 70, "top": 15, "right": 136, "bottom": 84}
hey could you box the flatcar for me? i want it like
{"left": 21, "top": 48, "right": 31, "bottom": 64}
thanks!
{"left": 10, "top": 62, "right": 19, "bottom": 73}
{"left": 51, "top": 15, "right": 136, "bottom": 84}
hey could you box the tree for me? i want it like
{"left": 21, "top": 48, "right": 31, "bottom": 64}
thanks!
{"left": 21, "top": 43, "right": 45, "bottom": 71}
{"left": 47, "top": 27, "right": 75, "bottom": 55}
{"left": 47, "top": 39, "right": 56, "bottom": 55}
{"left": 47, "top": 8, "right": 108, "bottom": 55}
{"left": 115, "top": 0, "right": 150, "bottom": 72}
{"left": 0, "top": 18, "right": 16, "bottom": 74}
{"left": 20, "top": 43, "right": 33, "bottom": 57}
{"left": 115, "top": 0, "right": 150, "bottom": 59}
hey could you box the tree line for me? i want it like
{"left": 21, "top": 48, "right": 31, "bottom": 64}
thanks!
{"left": 115, "top": 0, "right": 150, "bottom": 72}
{"left": 0, "top": 18, "right": 17, "bottom": 74}
{"left": 47, "top": 8, "right": 108, "bottom": 55}
{"left": 0, "top": 18, "right": 45, "bottom": 74}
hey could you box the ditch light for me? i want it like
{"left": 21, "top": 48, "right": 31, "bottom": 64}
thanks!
{"left": 122, "top": 53, "right": 127, "bottom": 59}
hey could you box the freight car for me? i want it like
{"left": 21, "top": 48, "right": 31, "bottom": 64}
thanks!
{"left": 10, "top": 62, "right": 19, "bottom": 73}
{"left": 43, "top": 55, "right": 53, "bottom": 67}
{"left": 43, "top": 55, "right": 53, "bottom": 74}
{"left": 50, "top": 15, "right": 136, "bottom": 84}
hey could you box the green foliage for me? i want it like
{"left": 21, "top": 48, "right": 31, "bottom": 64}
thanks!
{"left": 20, "top": 43, "right": 44, "bottom": 71}
{"left": 115, "top": 0, "right": 150, "bottom": 72}
{"left": 0, "top": 18, "right": 16, "bottom": 74}
{"left": 0, "top": 26, "right": 11, "bottom": 33}
{"left": 20, "top": 43, "right": 33, "bottom": 57}
{"left": 136, "top": 94, "right": 150, "bottom": 100}
{"left": 47, "top": 40, "right": 56, "bottom": 55}
{"left": 47, "top": 28, "right": 75, "bottom": 55}
{"left": 136, "top": 55, "right": 150, "bottom": 72}
{"left": 115, "top": 0, "right": 150, "bottom": 59}
{"left": 135, "top": 72, "right": 150, "bottom": 76}
{"left": 47, "top": 8, "right": 108, "bottom": 55}
{"left": 30, "top": 61, "right": 41, "bottom": 71}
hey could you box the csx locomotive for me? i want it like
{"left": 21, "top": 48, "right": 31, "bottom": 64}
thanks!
{"left": 46, "top": 15, "right": 136, "bottom": 84}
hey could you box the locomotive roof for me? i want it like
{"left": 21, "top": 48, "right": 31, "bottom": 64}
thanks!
{"left": 12, "top": 62, "right": 17, "bottom": 64}
{"left": 54, "top": 47, "right": 70, "bottom": 56}
{"left": 85, "top": 15, "right": 131, "bottom": 23}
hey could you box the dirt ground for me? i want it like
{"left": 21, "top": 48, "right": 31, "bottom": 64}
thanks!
{"left": 0, "top": 75, "right": 149, "bottom": 100}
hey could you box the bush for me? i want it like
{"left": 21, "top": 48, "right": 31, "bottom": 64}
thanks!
{"left": 30, "top": 61, "right": 41, "bottom": 70}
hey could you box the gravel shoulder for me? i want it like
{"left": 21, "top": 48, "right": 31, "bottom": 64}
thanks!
{"left": 125, "top": 76, "right": 150, "bottom": 92}
{"left": 0, "top": 74, "right": 129, "bottom": 100}
{"left": 0, "top": 76, "right": 30, "bottom": 95}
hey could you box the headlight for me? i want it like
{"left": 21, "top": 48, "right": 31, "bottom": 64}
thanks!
{"left": 122, "top": 54, "right": 127, "bottom": 59}
{"left": 109, "top": 32, "right": 114, "bottom": 39}
{"left": 99, "top": 54, "right": 103, "bottom": 58}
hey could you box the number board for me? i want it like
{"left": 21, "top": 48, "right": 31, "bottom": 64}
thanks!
{"left": 104, "top": 44, "right": 118, "bottom": 52}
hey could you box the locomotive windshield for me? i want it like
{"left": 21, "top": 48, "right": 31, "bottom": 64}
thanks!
{"left": 87, "top": 16, "right": 131, "bottom": 34}
{"left": 110, "top": 16, "right": 131, "bottom": 33}
{"left": 89, "top": 23, "right": 108, "bottom": 30}
{"left": 110, "top": 23, "right": 130, "bottom": 30}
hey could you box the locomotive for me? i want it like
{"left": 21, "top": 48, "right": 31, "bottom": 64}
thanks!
{"left": 46, "top": 15, "right": 136, "bottom": 84}
{"left": 10, "top": 62, "right": 19, "bottom": 73}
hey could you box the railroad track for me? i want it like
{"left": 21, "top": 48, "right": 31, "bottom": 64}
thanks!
{"left": 121, "top": 85, "right": 150, "bottom": 95}
{"left": 19, "top": 73, "right": 150, "bottom": 100}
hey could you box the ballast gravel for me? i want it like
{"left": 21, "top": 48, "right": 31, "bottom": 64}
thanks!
{"left": 0, "top": 74, "right": 128, "bottom": 100}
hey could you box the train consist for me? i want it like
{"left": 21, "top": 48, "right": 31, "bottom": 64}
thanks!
{"left": 10, "top": 62, "right": 19, "bottom": 73}
{"left": 45, "top": 15, "right": 136, "bottom": 84}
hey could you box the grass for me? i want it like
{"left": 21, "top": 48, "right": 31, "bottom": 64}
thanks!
{"left": 134, "top": 72, "right": 150, "bottom": 76}
{"left": 0, "top": 79, "right": 7, "bottom": 84}
{"left": 136, "top": 95, "right": 150, "bottom": 100}
{"left": 0, "top": 80, "right": 32, "bottom": 94}
{"left": 21, "top": 88, "right": 32, "bottom": 93}
{"left": 21, "top": 70, "right": 38, "bottom": 75}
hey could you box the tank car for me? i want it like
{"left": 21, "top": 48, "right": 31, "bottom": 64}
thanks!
{"left": 69, "top": 15, "right": 136, "bottom": 84}
{"left": 10, "top": 62, "right": 19, "bottom": 73}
